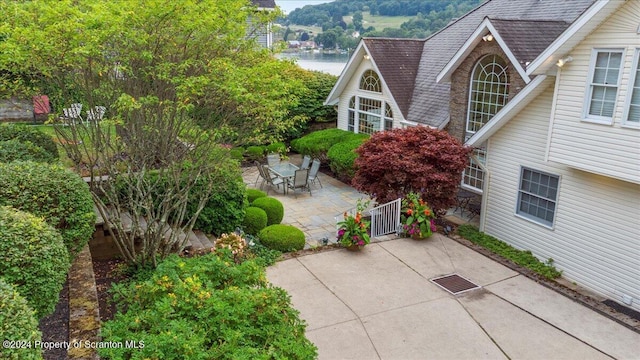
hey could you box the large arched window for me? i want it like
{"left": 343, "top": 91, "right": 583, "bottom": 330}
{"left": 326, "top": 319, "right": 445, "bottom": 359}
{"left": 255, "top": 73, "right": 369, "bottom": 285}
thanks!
{"left": 466, "top": 55, "right": 509, "bottom": 133}
{"left": 359, "top": 70, "right": 382, "bottom": 92}
{"left": 463, "top": 55, "right": 509, "bottom": 193}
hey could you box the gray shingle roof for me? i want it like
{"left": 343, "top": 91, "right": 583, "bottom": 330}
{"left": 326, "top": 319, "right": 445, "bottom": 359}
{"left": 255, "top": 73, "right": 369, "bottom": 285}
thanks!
{"left": 405, "top": 0, "right": 596, "bottom": 127}
{"left": 251, "top": 0, "right": 276, "bottom": 8}
{"left": 363, "top": 38, "right": 425, "bottom": 118}
{"left": 490, "top": 19, "right": 570, "bottom": 67}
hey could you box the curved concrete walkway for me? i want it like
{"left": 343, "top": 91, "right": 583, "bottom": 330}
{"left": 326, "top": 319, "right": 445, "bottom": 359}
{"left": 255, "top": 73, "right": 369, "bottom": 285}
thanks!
{"left": 267, "top": 235, "right": 640, "bottom": 360}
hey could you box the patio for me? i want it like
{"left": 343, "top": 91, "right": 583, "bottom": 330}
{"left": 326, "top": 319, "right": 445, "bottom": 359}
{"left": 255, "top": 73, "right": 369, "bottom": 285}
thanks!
{"left": 242, "top": 154, "right": 479, "bottom": 248}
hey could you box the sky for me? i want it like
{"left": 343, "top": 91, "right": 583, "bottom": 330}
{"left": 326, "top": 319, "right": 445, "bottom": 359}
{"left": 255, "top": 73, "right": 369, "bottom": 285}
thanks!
{"left": 275, "top": 0, "right": 336, "bottom": 14}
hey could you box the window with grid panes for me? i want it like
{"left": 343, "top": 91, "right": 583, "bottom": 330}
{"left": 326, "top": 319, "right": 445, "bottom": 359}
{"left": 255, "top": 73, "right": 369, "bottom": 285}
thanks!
{"left": 467, "top": 55, "right": 509, "bottom": 134}
{"left": 348, "top": 97, "right": 356, "bottom": 132}
{"left": 516, "top": 167, "right": 559, "bottom": 227}
{"left": 585, "top": 50, "right": 623, "bottom": 123}
{"left": 359, "top": 70, "right": 382, "bottom": 92}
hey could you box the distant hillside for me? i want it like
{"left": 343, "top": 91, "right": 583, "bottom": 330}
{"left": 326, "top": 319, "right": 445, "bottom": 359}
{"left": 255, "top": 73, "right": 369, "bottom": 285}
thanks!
{"left": 284, "top": 0, "right": 484, "bottom": 39}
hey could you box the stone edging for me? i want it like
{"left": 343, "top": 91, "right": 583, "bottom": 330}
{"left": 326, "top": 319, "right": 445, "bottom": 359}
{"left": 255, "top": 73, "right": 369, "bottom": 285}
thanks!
{"left": 68, "top": 245, "right": 101, "bottom": 360}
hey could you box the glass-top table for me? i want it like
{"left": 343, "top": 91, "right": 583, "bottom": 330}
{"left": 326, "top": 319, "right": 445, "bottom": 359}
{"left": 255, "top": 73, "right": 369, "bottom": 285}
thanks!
{"left": 268, "top": 163, "right": 300, "bottom": 194}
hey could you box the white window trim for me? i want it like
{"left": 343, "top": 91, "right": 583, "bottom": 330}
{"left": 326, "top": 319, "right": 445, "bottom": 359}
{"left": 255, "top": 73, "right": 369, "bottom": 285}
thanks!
{"left": 582, "top": 48, "right": 625, "bottom": 125}
{"left": 461, "top": 148, "right": 486, "bottom": 194}
{"left": 622, "top": 48, "right": 640, "bottom": 129}
{"left": 349, "top": 95, "right": 393, "bottom": 134}
{"left": 514, "top": 167, "right": 560, "bottom": 230}
{"left": 466, "top": 55, "right": 510, "bottom": 135}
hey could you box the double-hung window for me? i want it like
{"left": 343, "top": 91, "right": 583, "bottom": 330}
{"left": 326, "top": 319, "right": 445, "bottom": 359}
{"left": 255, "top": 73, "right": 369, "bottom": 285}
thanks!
{"left": 516, "top": 167, "right": 560, "bottom": 227}
{"left": 584, "top": 49, "right": 624, "bottom": 124}
{"left": 623, "top": 49, "right": 640, "bottom": 127}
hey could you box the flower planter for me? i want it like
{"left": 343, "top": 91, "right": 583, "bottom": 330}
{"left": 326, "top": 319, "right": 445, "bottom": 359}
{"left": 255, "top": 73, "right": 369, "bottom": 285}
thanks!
{"left": 346, "top": 244, "right": 364, "bottom": 251}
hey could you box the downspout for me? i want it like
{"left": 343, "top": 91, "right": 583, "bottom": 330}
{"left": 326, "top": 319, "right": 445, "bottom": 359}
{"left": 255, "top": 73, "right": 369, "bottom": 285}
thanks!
{"left": 470, "top": 148, "right": 490, "bottom": 232}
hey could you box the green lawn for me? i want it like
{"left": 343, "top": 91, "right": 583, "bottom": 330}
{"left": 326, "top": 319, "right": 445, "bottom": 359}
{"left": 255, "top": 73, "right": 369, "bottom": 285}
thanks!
{"left": 345, "top": 13, "right": 415, "bottom": 29}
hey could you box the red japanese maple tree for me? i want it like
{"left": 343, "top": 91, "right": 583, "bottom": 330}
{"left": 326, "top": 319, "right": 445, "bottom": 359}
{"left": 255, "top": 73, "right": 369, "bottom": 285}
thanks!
{"left": 352, "top": 126, "right": 472, "bottom": 211}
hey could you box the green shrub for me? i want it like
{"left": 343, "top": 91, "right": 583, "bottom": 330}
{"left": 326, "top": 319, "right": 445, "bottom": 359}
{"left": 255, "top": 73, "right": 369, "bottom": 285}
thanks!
{"left": 266, "top": 142, "right": 287, "bottom": 155}
{"left": 251, "top": 197, "right": 284, "bottom": 226}
{"left": 290, "top": 128, "right": 368, "bottom": 163}
{"left": 457, "top": 225, "right": 563, "bottom": 279}
{"left": 0, "top": 124, "right": 59, "bottom": 160}
{"left": 242, "top": 206, "right": 268, "bottom": 235}
{"left": 258, "top": 224, "right": 306, "bottom": 252}
{"left": 245, "top": 145, "right": 265, "bottom": 161}
{"left": 99, "top": 253, "right": 317, "bottom": 359}
{"left": 0, "top": 139, "right": 55, "bottom": 163}
{"left": 0, "top": 278, "right": 43, "bottom": 360}
{"left": 0, "top": 161, "right": 95, "bottom": 258}
{"left": 0, "top": 206, "right": 70, "bottom": 318}
{"left": 246, "top": 188, "right": 267, "bottom": 203}
{"left": 229, "top": 148, "right": 244, "bottom": 161}
{"left": 327, "top": 138, "right": 367, "bottom": 182}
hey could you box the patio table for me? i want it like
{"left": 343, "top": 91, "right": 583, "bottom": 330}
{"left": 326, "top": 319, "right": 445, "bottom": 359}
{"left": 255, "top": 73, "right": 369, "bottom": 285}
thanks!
{"left": 269, "top": 162, "right": 299, "bottom": 194}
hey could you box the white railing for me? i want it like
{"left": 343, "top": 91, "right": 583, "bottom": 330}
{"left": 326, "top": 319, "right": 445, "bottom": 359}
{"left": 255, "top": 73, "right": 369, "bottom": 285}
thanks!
{"left": 369, "top": 198, "right": 402, "bottom": 238}
{"left": 335, "top": 198, "right": 402, "bottom": 239}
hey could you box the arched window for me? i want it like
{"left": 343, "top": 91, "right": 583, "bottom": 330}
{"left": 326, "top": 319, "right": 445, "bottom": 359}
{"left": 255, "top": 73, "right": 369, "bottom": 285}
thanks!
{"left": 359, "top": 70, "right": 382, "bottom": 93}
{"left": 467, "top": 55, "right": 509, "bottom": 133}
{"left": 463, "top": 55, "right": 509, "bottom": 193}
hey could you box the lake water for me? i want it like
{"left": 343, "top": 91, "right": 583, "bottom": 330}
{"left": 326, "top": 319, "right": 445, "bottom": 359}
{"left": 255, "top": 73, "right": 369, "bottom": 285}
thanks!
{"left": 277, "top": 51, "right": 349, "bottom": 76}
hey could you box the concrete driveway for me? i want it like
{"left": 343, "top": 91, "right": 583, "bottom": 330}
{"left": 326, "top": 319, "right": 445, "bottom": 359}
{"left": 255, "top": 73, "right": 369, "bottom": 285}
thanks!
{"left": 267, "top": 234, "right": 640, "bottom": 360}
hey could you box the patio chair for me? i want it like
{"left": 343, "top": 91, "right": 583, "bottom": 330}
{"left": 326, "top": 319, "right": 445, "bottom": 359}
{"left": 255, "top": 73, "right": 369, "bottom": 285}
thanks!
{"left": 300, "top": 155, "right": 311, "bottom": 170}
{"left": 262, "top": 164, "right": 284, "bottom": 194}
{"left": 308, "top": 159, "right": 322, "bottom": 188}
{"left": 267, "top": 153, "right": 281, "bottom": 167}
{"left": 86, "top": 106, "right": 106, "bottom": 122}
{"left": 254, "top": 160, "right": 264, "bottom": 186}
{"left": 62, "top": 103, "right": 83, "bottom": 124}
{"left": 287, "top": 168, "right": 311, "bottom": 198}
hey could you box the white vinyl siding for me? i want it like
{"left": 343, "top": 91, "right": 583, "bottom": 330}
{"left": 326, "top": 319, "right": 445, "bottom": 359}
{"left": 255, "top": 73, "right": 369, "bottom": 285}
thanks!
{"left": 484, "top": 80, "right": 640, "bottom": 312}
{"left": 623, "top": 49, "right": 640, "bottom": 127}
{"left": 583, "top": 49, "right": 624, "bottom": 123}
{"left": 547, "top": 0, "right": 640, "bottom": 184}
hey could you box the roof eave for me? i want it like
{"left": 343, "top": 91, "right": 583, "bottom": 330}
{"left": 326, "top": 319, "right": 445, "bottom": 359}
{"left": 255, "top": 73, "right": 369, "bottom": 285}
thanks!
{"left": 437, "top": 18, "right": 531, "bottom": 84}
{"left": 324, "top": 40, "right": 368, "bottom": 106}
{"left": 526, "top": 0, "right": 621, "bottom": 76}
{"left": 467, "top": 75, "right": 551, "bottom": 146}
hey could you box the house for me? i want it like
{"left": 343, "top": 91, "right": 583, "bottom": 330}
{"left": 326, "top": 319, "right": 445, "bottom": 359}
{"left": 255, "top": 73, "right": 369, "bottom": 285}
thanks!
{"left": 248, "top": 0, "right": 276, "bottom": 49}
{"left": 326, "top": 0, "right": 640, "bottom": 312}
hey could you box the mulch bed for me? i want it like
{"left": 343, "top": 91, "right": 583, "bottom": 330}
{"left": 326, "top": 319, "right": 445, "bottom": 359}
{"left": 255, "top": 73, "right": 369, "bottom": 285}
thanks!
{"left": 39, "top": 280, "right": 69, "bottom": 360}
{"left": 93, "top": 258, "right": 128, "bottom": 322}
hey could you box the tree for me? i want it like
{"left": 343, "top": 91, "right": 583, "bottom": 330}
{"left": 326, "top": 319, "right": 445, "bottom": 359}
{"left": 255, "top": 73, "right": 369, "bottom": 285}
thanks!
{"left": 352, "top": 127, "right": 472, "bottom": 211}
{"left": 353, "top": 11, "right": 364, "bottom": 31}
{"left": 300, "top": 32, "right": 310, "bottom": 41}
{"left": 0, "top": 0, "right": 305, "bottom": 267}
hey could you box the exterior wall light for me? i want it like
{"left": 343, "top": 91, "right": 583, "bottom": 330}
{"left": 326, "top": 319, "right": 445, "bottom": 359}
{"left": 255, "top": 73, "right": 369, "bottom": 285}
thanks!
{"left": 556, "top": 56, "right": 573, "bottom": 67}
{"left": 363, "top": 54, "right": 371, "bottom": 60}
{"left": 482, "top": 34, "right": 493, "bottom": 42}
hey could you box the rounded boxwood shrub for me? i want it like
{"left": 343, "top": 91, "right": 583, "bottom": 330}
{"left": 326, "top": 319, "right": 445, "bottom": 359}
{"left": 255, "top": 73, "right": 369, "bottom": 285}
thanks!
{"left": 246, "top": 188, "right": 267, "bottom": 203}
{"left": 0, "top": 124, "right": 59, "bottom": 160}
{"left": 229, "top": 148, "right": 244, "bottom": 161}
{"left": 0, "top": 139, "right": 55, "bottom": 163}
{"left": 327, "top": 138, "right": 367, "bottom": 183}
{"left": 0, "top": 206, "right": 70, "bottom": 318}
{"left": 0, "top": 161, "right": 95, "bottom": 258}
{"left": 0, "top": 278, "right": 43, "bottom": 360}
{"left": 258, "top": 224, "right": 305, "bottom": 252}
{"left": 242, "top": 206, "right": 268, "bottom": 235}
{"left": 251, "top": 197, "right": 284, "bottom": 226}
{"left": 245, "top": 145, "right": 265, "bottom": 161}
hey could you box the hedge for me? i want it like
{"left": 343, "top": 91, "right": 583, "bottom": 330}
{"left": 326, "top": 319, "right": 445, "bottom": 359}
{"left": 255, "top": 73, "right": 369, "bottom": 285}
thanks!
{"left": 0, "top": 124, "right": 59, "bottom": 161}
{"left": 258, "top": 224, "right": 306, "bottom": 252}
{"left": 0, "top": 161, "right": 95, "bottom": 258}
{"left": 0, "top": 206, "right": 70, "bottom": 318}
{"left": 99, "top": 253, "right": 317, "bottom": 359}
{"left": 0, "top": 278, "right": 43, "bottom": 360}
{"left": 251, "top": 197, "right": 284, "bottom": 226}
{"left": 327, "top": 137, "right": 367, "bottom": 183}
{"left": 0, "top": 139, "right": 55, "bottom": 163}
{"left": 290, "top": 128, "right": 368, "bottom": 163}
